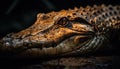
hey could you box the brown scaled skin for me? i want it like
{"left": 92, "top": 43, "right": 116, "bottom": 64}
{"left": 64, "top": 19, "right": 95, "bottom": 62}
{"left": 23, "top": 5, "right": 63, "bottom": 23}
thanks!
{"left": 0, "top": 5, "right": 120, "bottom": 58}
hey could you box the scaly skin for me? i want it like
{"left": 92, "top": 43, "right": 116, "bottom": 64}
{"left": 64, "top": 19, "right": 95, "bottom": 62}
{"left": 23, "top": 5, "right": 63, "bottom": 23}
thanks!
{"left": 0, "top": 5, "right": 120, "bottom": 58}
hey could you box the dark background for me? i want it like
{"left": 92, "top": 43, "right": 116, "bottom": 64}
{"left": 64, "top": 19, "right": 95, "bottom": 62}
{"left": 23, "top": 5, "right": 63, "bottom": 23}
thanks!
{"left": 0, "top": 0, "right": 120, "bottom": 38}
{"left": 0, "top": 0, "right": 120, "bottom": 69}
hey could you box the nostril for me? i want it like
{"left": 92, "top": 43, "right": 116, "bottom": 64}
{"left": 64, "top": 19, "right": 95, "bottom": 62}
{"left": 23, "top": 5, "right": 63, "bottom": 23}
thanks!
{"left": 2, "top": 37, "right": 13, "bottom": 46}
{"left": 5, "top": 41, "right": 11, "bottom": 46}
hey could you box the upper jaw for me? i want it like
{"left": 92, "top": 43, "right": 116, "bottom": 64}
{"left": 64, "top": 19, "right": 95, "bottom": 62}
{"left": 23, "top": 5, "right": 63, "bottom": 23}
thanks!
{"left": 0, "top": 27, "right": 93, "bottom": 48}
{"left": 0, "top": 21, "right": 94, "bottom": 50}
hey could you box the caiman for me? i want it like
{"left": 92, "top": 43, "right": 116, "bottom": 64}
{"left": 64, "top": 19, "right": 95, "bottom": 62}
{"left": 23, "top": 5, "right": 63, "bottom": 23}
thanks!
{"left": 0, "top": 5, "right": 120, "bottom": 58}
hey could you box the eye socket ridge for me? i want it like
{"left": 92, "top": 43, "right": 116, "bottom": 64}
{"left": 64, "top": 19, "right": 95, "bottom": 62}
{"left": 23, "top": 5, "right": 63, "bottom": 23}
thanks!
{"left": 71, "top": 17, "right": 92, "bottom": 26}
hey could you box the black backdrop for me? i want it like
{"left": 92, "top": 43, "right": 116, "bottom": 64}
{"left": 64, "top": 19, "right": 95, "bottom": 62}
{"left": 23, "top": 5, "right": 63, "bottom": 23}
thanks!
{"left": 0, "top": 0, "right": 120, "bottom": 69}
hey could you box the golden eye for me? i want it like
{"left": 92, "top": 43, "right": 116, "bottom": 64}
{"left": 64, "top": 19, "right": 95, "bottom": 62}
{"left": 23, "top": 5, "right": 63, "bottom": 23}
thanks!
{"left": 56, "top": 17, "right": 69, "bottom": 26}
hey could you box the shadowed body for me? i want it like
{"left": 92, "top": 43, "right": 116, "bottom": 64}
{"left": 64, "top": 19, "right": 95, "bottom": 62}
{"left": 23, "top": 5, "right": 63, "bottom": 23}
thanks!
{"left": 0, "top": 5, "right": 120, "bottom": 58}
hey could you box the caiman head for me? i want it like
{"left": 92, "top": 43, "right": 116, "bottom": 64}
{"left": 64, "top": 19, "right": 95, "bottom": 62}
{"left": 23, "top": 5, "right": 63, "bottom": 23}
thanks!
{"left": 0, "top": 6, "right": 120, "bottom": 57}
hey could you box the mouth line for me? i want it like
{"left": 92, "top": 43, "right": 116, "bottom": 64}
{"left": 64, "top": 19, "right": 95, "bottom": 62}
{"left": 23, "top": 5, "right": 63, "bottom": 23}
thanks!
{"left": 25, "top": 31, "right": 93, "bottom": 49}
{"left": 10, "top": 31, "right": 93, "bottom": 57}
{"left": 0, "top": 30, "right": 94, "bottom": 57}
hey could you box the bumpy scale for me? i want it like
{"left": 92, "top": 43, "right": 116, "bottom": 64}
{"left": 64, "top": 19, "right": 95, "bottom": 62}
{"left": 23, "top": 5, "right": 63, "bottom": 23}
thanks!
{"left": 0, "top": 5, "right": 120, "bottom": 58}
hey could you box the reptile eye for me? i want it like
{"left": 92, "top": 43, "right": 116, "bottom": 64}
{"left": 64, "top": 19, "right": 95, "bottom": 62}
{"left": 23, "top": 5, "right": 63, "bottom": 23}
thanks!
{"left": 56, "top": 17, "right": 69, "bottom": 26}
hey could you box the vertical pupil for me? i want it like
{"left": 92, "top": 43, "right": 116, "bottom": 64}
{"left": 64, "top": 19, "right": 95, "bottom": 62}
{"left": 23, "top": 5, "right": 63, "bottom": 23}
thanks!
{"left": 58, "top": 17, "right": 68, "bottom": 26}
